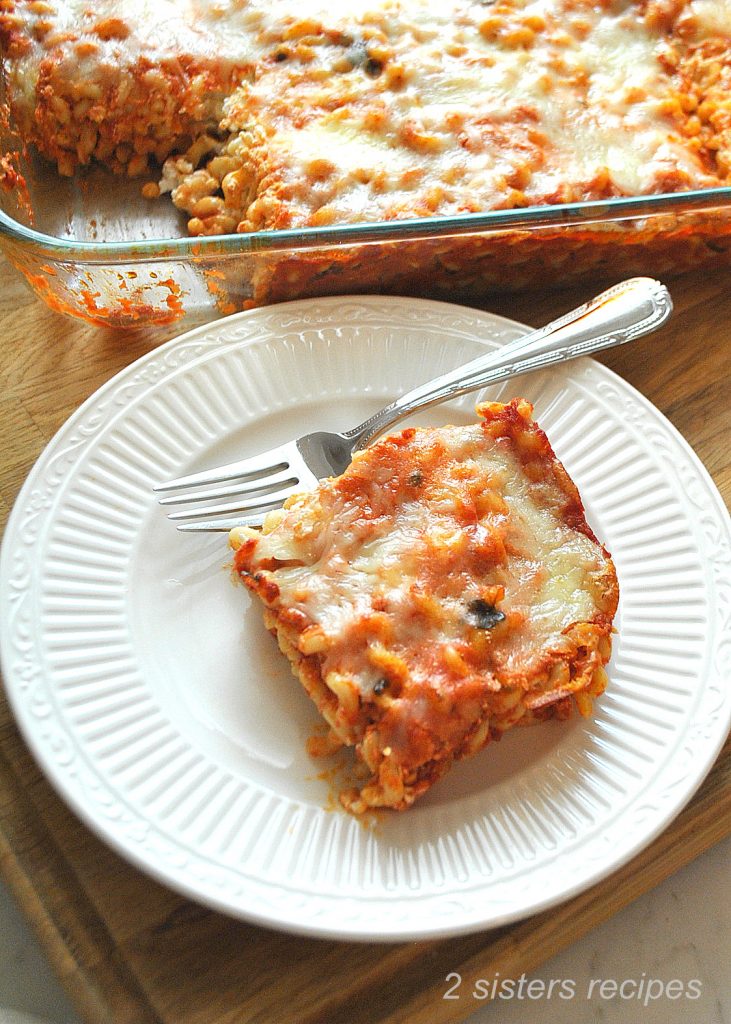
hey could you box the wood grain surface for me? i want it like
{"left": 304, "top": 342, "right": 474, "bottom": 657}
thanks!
{"left": 0, "top": 258, "right": 729, "bottom": 1024}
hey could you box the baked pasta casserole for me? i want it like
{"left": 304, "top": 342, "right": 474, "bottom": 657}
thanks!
{"left": 2, "top": 0, "right": 731, "bottom": 230}
{"left": 230, "top": 400, "right": 619, "bottom": 813}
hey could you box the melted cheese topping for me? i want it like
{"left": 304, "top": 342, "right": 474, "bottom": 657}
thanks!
{"left": 235, "top": 401, "right": 617, "bottom": 699}
{"left": 180, "top": 0, "right": 726, "bottom": 231}
{"left": 263, "top": 435, "right": 602, "bottom": 691}
{"left": 6, "top": 1, "right": 258, "bottom": 89}
{"left": 684, "top": 0, "right": 731, "bottom": 38}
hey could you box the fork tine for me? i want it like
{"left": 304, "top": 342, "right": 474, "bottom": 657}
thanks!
{"left": 177, "top": 512, "right": 268, "bottom": 533}
{"left": 166, "top": 483, "right": 301, "bottom": 521}
{"left": 157, "top": 468, "right": 298, "bottom": 506}
{"left": 153, "top": 442, "right": 293, "bottom": 492}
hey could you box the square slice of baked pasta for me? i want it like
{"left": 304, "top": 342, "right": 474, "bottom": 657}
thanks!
{"left": 230, "top": 399, "right": 618, "bottom": 814}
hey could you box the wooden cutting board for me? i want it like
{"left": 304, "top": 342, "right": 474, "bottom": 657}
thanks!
{"left": 0, "top": 260, "right": 729, "bottom": 1024}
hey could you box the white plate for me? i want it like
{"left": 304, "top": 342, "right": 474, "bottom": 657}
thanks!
{"left": 2, "top": 295, "right": 730, "bottom": 942}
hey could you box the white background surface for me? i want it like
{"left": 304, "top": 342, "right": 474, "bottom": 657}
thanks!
{"left": 1, "top": 834, "right": 729, "bottom": 1024}
{"left": 466, "top": 834, "right": 731, "bottom": 1024}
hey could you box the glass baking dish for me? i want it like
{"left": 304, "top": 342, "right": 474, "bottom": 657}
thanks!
{"left": 2, "top": 95, "right": 731, "bottom": 328}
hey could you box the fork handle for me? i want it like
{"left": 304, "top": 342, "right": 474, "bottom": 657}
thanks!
{"left": 345, "top": 277, "right": 672, "bottom": 451}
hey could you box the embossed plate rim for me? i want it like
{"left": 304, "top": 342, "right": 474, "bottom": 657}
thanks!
{"left": 1, "top": 295, "right": 729, "bottom": 941}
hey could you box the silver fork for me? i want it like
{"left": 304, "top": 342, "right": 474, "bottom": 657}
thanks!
{"left": 155, "top": 276, "right": 672, "bottom": 532}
